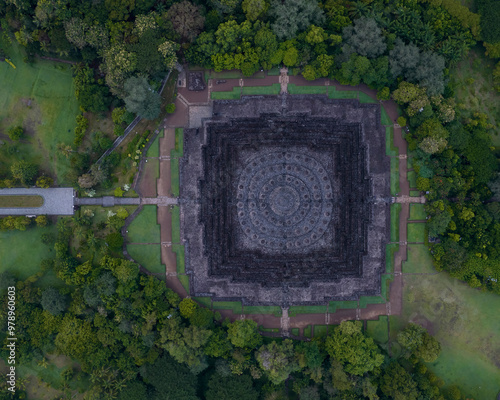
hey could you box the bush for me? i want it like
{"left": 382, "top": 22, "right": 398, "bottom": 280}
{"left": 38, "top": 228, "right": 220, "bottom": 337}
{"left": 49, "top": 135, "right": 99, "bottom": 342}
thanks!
{"left": 35, "top": 215, "right": 48, "bottom": 227}
{"left": 36, "top": 176, "right": 54, "bottom": 188}
{"left": 166, "top": 103, "right": 176, "bottom": 113}
{"left": 105, "top": 232, "right": 124, "bottom": 250}
{"left": 376, "top": 87, "right": 390, "bottom": 101}
{"left": 114, "top": 187, "right": 124, "bottom": 197}
{"left": 8, "top": 126, "right": 23, "bottom": 141}
{"left": 397, "top": 116, "right": 407, "bottom": 127}
{"left": 74, "top": 115, "right": 89, "bottom": 147}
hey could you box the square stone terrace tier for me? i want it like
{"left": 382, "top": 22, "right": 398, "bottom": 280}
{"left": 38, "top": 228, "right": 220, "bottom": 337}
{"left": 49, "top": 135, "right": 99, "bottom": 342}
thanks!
{"left": 0, "top": 188, "right": 75, "bottom": 215}
{"left": 181, "top": 95, "right": 391, "bottom": 306}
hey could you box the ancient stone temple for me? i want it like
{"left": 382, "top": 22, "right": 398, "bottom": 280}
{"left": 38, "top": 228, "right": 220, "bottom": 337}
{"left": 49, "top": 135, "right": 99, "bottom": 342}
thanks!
{"left": 181, "top": 96, "right": 391, "bottom": 305}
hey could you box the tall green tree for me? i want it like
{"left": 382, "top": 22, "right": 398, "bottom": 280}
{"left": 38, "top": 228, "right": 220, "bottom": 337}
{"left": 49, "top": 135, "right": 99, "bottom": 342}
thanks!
{"left": 123, "top": 76, "right": 161, "bottom": 120}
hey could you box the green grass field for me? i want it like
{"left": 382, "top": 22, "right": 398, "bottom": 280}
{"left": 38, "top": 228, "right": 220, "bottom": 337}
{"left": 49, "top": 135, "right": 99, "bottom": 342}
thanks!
{"left": 407, "top": 170, "right": 417, "bottom": 188}
{"left": 287, "top": 84, "right": 326, "bottom": 95}
{"left": 170, "top": 205, "right": 180, "bottom": 243}
{"left": 242, "top": 84, "right": 280, "bottom": 96}
{"left": 391, "top": 203, "right": 401, "bottom": 242}
{"left": 207, "top": 70, "right": 242, "bottom": 79}
{"left": 385, "top": 127, "right": 398, "bottom": 157}
{"left": 366, "top": 316, "right": 389, "bottom": 345}
{"left": 0, "top": 38, "right": 79, "bottom": 184}
{"left": 171, "top": 158, "right": 179, "bottom": 197}
{"left": 212, "top": 301, "right": 243, "bottom": 314}
{"left": 359, "top": 91, "right": 377, "bottom": 103}
{"left": 126, "top": 244, "right": 164, "bottom": 274}
{"left": 170, "top": 128, "right": 184, "bottom": 157}
{"left": 146, "top": 131, "right": 162, "bottom": 158}
{"left": 0, "top": 224, "right": 57, "bottom": 279}
{"left": 126, "top": 205, "right": 160, "bottom": 243}
{"left": 288, "top": 305, "right": 327, "bottom": 317}
{"left": 409, "top": 204, "right": 426, "bottom": 220}
{"left": 172, "top": 244, "right": 185, "bottom": 274}
{"left": 403, "top": 245, "right": 435, "bottom": 273}
{"left": 313, "top": 325, "right": 328, "bottom": 338}
{"left": 0, "top": 195, "right": 43, "bottom": 207}
{"left": 178, "top": 275, "right": 190, "bottom": 294}
{"left": 291, "top": 328, "right": 299, "bottom": 336}
{"left": 407, "top": 222, "right": 426, "bottom": 243}
{"left": 304, "top": 325, "right": 312, "bottom": 338}
{"left": 381, "top": 106, "right": 392, "bottom": 125}
{"left": 327, "top": 87, "right": 358, "bottom": 99}
{"left": 211, "top": 87, "right": 241, "bottom": 100}
{"left": 390, "top": 157, "right": 400, "bottom": 196}
{"left": 390, "top": 272, "right": 500, "bottom": 399}
{"left": 386, "top": 243, "right": 399, "bottom": 273}
{"left": 328, "top": 300, "right": 358, "bottom": 312}
{"left": 193, "top": 296, "right": 212, "bottom": 307}
{"left": 243, "top": 306, "right": 282, "bottom": 316}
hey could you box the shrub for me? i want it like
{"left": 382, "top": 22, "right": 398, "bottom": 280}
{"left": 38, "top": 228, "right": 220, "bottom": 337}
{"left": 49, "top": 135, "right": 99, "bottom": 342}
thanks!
{"left": 165, "top": 103, "right": 176, "bottom": 113}
{"left": 36, "top": 176, "right": 54, "bottom": 188}
{"left": 106, "top": 232, "right": 124, "bottom": 250}
{"left": 74, "top": 115, "right": 89, "bottom": 147}
{"left": 35, "top": 215, "right": 48, "bottom": 227}
{"left": 8, "top": 126, "right": 23, "bottom": 141}
{"left": 114, "top": 187, "right": 124, "bottom": 197}
{"left": 376, "top": 87, "right": 390, "bottom": 101}
{"left": 396, "top": 116, "right": 407, "bottom": 127}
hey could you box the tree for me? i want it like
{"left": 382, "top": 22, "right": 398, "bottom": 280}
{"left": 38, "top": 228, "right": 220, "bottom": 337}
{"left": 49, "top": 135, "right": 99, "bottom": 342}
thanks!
{"left": 380, "top": 362, "right": 419, "bottom": 400}
{"left": 343, "top": 17, "right": 386, "bottom": 59}
{"left": 57, "top": 143, "right": 73, "bottom": 159}
{"left": 270, "top": 0, "right": 325, "bottom": 40}
{"left": 35, "top": 215, "right": 48, "bottom": 227}
{"left": 72, "top": 64, "right": 112, "bottom": 113}
{"left": 169, "top": 1, "right": 205, "bottom": 42}
{"left": 11, "top": 161, "right": 38, "bottom": 185}
{"left": 105, "top": 232, "right": 124, "bottom": 250}
{"left": 41, "top": 287, "right": 67, "bottom": 316}
{"left": 397, "top": 323, "right": 441, "bottom": 362}
{"left": 283, "top": 46, "right": 299, "bottom": 67}
{"left": 117, "top": 381, "right": 147, "bottom": 400}
{"left": 36, "top": 176, "right": 53, "bottom": 189}
{"left": 124, "top": 76, "right": 161, "bottom": 120}
{"left": 227, "top": 319, "right": 262, "bottom": 349}
{"left": 166, "top": 103, "right": 176, "bottom": 113}
{"left": 256, "top": 339, "right": 300, "bottom": 384}
{"left": 8, "top": 126, "right": 23, "bottom": 141}
{"left": 242, "top": 0, "right": 268, "bottom": 21}
{"left": 205, "top": 374, "right": 259, "bottom": 400}
{"left": 179, "top": 298, "right": 198, "bottom": 318}
{"left": 78, "top": 173, "right": 95, "bottom": 189}
{"left": 324, "top": 321, "right": 384, "bottom": 376}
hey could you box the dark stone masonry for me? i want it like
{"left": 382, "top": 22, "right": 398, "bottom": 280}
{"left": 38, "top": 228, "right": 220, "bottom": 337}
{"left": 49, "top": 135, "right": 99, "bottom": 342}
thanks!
{"left": 181, "top": 96, "right": 391, "bottom": 305}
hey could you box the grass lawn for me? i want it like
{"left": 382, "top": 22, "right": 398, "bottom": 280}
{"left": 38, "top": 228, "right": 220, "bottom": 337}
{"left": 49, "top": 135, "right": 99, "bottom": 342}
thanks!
{"left": 403, "top": 245, "right": 435, "bottom": 273}
{"left": 146, "top": 131, "right": 162, "bottom": 158}
{"left": 126, "top": 244, "right": 164, "bottom": 274}
{"left": 328, "top": 300, "right": 358, "bottom": 312}
{"left": 385, "top": 127, "right": 398, "bottom": 156}
{"left": 450, "top": 46, "right": 500, "bottom": 143}
{"left": 391, "top": 271, "right": 500, "bottom": 399}
{"left": 407, "top": 170, "right": 417, "bottom": 188}
{"left": 212, "top": 301, "right": 243, "bottom": 314}
{"left": 0, "top": 224, "right": 57, "bottom": 279}
{"left": 126, "top": 205, "right": 160, "bottom": 243}
{"left": 193, "top": 296, "right": 212, "bottom": 308}
{"left": 267, "top": 67, "right": 281, "bottom": 76}
{"left": 366, "top": 316, "right": 389, "bottom": 344}
{"left": 327, "top": 87, "right": 358, "bottom": 99}
{"left": 170, "top": 205, "right": 180, "bottom": 243}
{"left": 259, "top": 326, "right": 279, "bottom": 333}
{"left": 291, "top": 328, "right": 299, "bottom": 336}
{"left": 390, "top": 157, "right": 400, "bottom": 196}
{"left": 386, "top": 243, "right": 399, "bottom": 273}
{"left": 359, "top": 91, "right": 377, "bottom": 103}
{"left": 178, "top": 275, "right": 190, "bottom": 294}
{"left": 242, "top": 84, "right": 280, "bottom": 95}
{"left": 171, "top": 158, "right": 179, "bottom": 197}
{"left": 207, "top": 70, "right": 242, "bottom": 79}
{"left": 171, "top": 128, "right": 184, "bottom": 157}
{"left": 288, "top": 305, "right": 327, "bottom": 317}
{"left": 359, "top": 294, "right": 385, "bottom": 308}
{"left": 172, "top": 244, "right": 185, "bottom": 274}
{"left": 410, "top": 190, "right": 421, "bottom": 197}
{"left": 313, "top": 325, "right": 328, "bottom": 338}
{"left": 391, "top": 203, "right": 401, "bottom": 242}
{"left": 244, "top": 306, "right": 282, "bottom": 317}
{"left": 381, "top": 106, "right": 392, "bottom": 126}
{"left": 304, "top": 325, "right": 312, "bottom": 338}
{"left": 407, "top": 222, "right": 426, "bottom": 242}
{"left": 409, "top": 204, "right": 427, "bottom": 220}
{"left": 287, "top": 84, "right": 326, "bottom": 95}
{"left": 0, "top": 38, "right": 79, "bottom": 184}
{"left": 0, "top": 195, "right": 43, "bottom": 207}
{"left": 211, "top": 87, "right": 241, "bottom": 100}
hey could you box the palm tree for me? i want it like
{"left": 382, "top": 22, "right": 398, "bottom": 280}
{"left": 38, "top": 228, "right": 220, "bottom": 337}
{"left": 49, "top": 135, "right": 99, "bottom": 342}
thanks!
{"left": 56, "top": 143, "right": 74, "bottom": 159}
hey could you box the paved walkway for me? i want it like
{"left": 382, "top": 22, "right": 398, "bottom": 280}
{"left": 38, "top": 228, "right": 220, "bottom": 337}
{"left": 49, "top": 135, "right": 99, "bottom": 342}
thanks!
{"left": 75, "top": 196, "right": 141, "bottom": 206}
{"left": 0, "top": 188, "right": 75, "bottom": 215}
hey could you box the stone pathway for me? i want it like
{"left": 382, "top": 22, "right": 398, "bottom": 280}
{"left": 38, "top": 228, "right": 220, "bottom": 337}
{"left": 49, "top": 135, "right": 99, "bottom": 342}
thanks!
{"left": 279, "top": 67, "right": 289, "bottom": 94}
{"left": 0, "top": 187, "right": 75, "bottom": 215}
{"left": 394, "top": 195, "right": 426, "bottom": 204}
{"left": 280, "top": 307, "right": 290, "bottom": 337}
{"left": 141, "top": 196, "right": 178, "bottom": 205}
{"left": 76, "top": 196, "right": 141, "bottom": 206}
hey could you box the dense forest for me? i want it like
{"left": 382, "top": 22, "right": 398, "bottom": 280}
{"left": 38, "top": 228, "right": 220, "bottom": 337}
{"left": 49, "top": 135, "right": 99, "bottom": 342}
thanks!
{"left": 0, "top": 0, "right": 500, "bottom": 397}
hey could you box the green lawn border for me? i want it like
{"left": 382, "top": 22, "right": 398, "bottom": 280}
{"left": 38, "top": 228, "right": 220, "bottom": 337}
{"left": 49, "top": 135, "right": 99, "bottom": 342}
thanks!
{"left": 391, "top": 203, "right": 401, "bottom": 242}
{"left": 407, "top": 222, "right": 427, "bottom": 243}
{"left": 327, "top": 86, "right": 358, "bottom": 99}
{"left": 304, "top": 325, "right": 312, "bottom": 338}
{"left": 242, "top": 83, "right": 280, "bottom": 96}
{"left": 291, "top": 328, "right": 299, "bottom": 336}
{"left": 170, "top": 158, "right": 179, "bottom": 197}
{"left": 288, "top": 305, "right": 327, "bottom": 317}
{"left": 259, "top": 326, "right": 279, "bottom": 333}
{"left": 359, "top": 91, "right": 377, "bottom": 103}
{"left": 328, "top": 300, "right": 358, "bottom": 313}
{"left": 385, "top": 127, "right": 398, "bottom": 157}
{"left": 212, "top": 301, "right": 243, "bottom": 314}
{"left": 366, "top": 315, "right": 389, "bottom": 344}
{"left": 287, "top": 84, "right": 326, "bottom": 95}
{"left": 172, "top": 244, "right": 185, "bottom": 274}
{"left": 381, "top": 106, "right": 392, "bottom": 125}
{"left": 193, "top": 296, "right": 212, "bottom": 308}
{"left": 407, "top": 170, "right": 417, "bottom": 188}
{"left": 390, "top": 157, "right": 400, "bottom": 196}
{"left": 126, "top": 205, "right": 160, "bottom": 244}
{"left": 170, "top": 128, "right": 184, "bottom": 157}
{"left": 126, "top": 244, "right": 164, "bottom": 274}
{"left": 410, "top": 190, "right": 421, "bottom": 197}
{"left": 170, "top": 205, "right": 180, "bottom": 243}
{"left": 313, "top": 325, "right": 328, "bottom": 338}
{"left": 409, "top": 204, "right": 427, "bottom": 221}
{"left": 243, "top": 305, "right": 282, "bottom": 317}
{"left": 211, "top": 87, "right": 241, "bottom": 100}
{"left": 386, "top": 243, "right": 399, "bottom": 273}
{"left": 178, "top": 275, "right": 190, "bottom": 294}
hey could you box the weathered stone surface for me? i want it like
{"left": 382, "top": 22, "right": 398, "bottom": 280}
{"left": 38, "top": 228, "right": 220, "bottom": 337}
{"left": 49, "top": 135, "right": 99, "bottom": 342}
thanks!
{"left": 181, "top": 95, "right": 391, "bottom": 305}
{"left": 188, "top": 72, "right": 205, "bottom": 91}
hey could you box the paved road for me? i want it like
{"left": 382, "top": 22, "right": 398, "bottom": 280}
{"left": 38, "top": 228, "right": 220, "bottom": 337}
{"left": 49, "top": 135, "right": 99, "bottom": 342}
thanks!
{"left": 0, "top": 188, "right": 75, "bottom": 215}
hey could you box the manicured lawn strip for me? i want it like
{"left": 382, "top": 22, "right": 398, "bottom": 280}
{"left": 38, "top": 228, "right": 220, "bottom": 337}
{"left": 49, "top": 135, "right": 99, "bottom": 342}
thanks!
{"left": 409, "top": 204, "right": 427, "bottom": 220}
{"left": 359, "top": 295, "right": 385, "bottom": 308}
{"left": 126, "top": 244, "right": 164, "bottom": 274}
{"left": 381, "top": 106, "right": 392, "bottom": 125}
{"left": 178, "top": 275, "right": 190, "bottom": 294}
{"left": 385, "top": 127, "right": 398, "bottom": 156}
{"left": 304, "top": 325, "right": 312, "bottom": 338}
{"left": 193, "top": 296, "right": 212, "bottom": 308}
{"left": 410, "top": 190, "right": 421, "bottom": 197}
{"left": 170, "top": 158, "right": 179, "bottom": 197}
{"left": 172, "top": 244, "right": 185, "bottom": 274}
{"left": 267, "top": 68, "right": 281, "bottom": 76}
{"left": 288, "top": 305, "right": 327, "bottom": 317}
{"left": 126, "top": 205, "right": 160, "bottom": 243}
{"left": 291, "top": 328, "right": 299, "bottom": 336}
{"left": 212, "top": 301, "right": 243, "bottom": 314}
{"left": 170, "top": 205, "right": 180, "bottom": 243}
{"left": 211, "top": 87, "right": 241, "bottom": 100}
{"left": 391, "top": 203, "right": 401, "bottom": 242}
{"left": 243, "top": 306, "right": 282, "bottom": 317}
{"left": 407, "top": 156, "right": 413, "bottom": 170}
{"left": 327, "top": 87, "right": 358, "bottom": 99}
{"left": 366, "top": 316, "right": 388, "bottom": 344}
{"left": 381, "top": 274, "right": 392, "bottom": 300}
{"left": 313, "top": 325, "right": 328, "bottom": 338}
{"left": 209, "top": 70, "right": 242, "bottom": 79}
{"left": 171, "top": 128, "right": 184, "bottom": 157}
{"left": 0, "top": 224, "right": 58, "bottom": 279}
{"left": 287, "top": 84, "right": 326, "bottom": 95}
{"left": 407, "top": 222, "right": 426, "bottom": 242}
{"left": 386, "top": 243, "right": 399, "bottom": 273}
{"left": 403, "top": 245, "right": 435, "bottom": 273}
{"left": 359, "top": 91, "right": 377, "bottom": 103}
{"left": 242, "top": 83, "right": 280, "bottom": 95}
{"left": 0, "top": 195, "right": 44, "bottom": 207}
{"left": 407, "top": 170, "right": 417, "bottom": 188}
{"left": 146, "top": 131, "right": 162, "bottom": 158}
{"left": 328, "top": 301, "right": 358, "bottom": 313}
{"left": 390, "top": 157, "right": 400, "bottom": 196}
{"left": 259, "top": 326, "right": 279, "bottom": 333}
